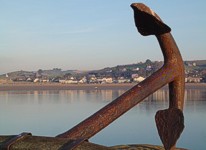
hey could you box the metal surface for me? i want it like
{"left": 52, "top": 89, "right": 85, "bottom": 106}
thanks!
{"left": 56, "top": 4, "right": 185, "bottom": 147}
{"left": 0, "top": 135, "right": 187, "bottom": 150}
{"left": 0, "top": 135, "right": 110, "bottom": 150}
{"left": 0, "top": 132, "right": 32, "bottom": 150}
{"left": 60, "top": 138, "right": 87, "bottom": 150}
{"left": 155, "top": 108, "right": 184, "bottom": 150}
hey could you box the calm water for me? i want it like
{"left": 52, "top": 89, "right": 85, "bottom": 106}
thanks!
{"left": 0, "top": 88, "right": 206, "bottom": 150}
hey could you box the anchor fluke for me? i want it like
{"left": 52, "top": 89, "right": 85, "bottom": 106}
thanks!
{"left": 155, "top": 108, "right": 184, "bottom": 150}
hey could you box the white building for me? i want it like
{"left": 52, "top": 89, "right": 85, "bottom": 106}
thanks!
{"left": 78, "top": 77, "right": 87, "bottom": 84}
{"left": 117, "top": 77, "right": 130, "bottom": 83}
{"left": 185, "top": 77, "right": 202, "bottom": 83}
{"left": 102, "top": 77, "right": 113, "bottom": 84}
{"left": 133, "top": 76, "right": 145, "bottom": 83}
{"left": 33, "top": 78, "right": 40, "bottom": 83}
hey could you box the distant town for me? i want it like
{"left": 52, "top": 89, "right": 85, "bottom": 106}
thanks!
{"left": 0, "top": 59, "right": 206, "bottom": 84}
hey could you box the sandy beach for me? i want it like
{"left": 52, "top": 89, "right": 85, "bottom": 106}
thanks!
{"left": 0, "top": 82, "right": 205, "bottom": 91}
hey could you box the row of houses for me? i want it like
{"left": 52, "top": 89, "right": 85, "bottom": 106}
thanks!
{"left": 58, "top": 76, "right": 146, "bottom": 84}
{"left": 35, "top": 76, "right": 205, "bottom": 84}
{"left": 57, "top": 76, "right": 203, "bottom": 84}
{"left": 6, "top": 71, "right": 146, "bottom": 84}
{"left": 185, "top": 77, "right": 203, "bottom": 83}
{"left": 6, "top": 73, "right": 206, "bottom": 84}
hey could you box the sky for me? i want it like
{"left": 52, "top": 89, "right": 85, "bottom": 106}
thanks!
{"left": 0, "top": 0, "right": 206, "bottom": 74}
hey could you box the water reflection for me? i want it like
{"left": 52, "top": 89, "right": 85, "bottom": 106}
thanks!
{"left": 1, "top": 88, "right": 205, "bottom": 124}
{"left": 185, "top": 89, "right": 206, "bottom": 101}
{"left": 0, "top": 89, "right": 206, "bottom": 104}
{"left": 0, "top": 88, "right": 206, "bottom": 150}
{"left": 0, "top": 88, "right": 206, "bottom": 108}
{"left": 0, "top": 90, "right": 124, "bottom": 105}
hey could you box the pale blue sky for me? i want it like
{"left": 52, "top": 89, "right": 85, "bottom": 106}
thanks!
{"left": 0, "top": 0, "right": 206, "bottom": 74}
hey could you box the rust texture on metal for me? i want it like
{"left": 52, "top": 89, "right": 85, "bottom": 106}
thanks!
{"left": 0, "top": 135, "right": 188, "bottom": 150}
{"left": 0, "top": 132, "right": 32, "bottom": 150}
{"left": 57, "top": 4, "right": 185, "bottom": 150}
{"left": 155, "top": 108, "right": 184, "bottom": 150}
{"left": 130, "top": 3, "right": 185, "bottom": 150}
{"left": 60, "top": 138, "right": 87, "bottom": 150}
{"left": 0, "top": 135, "right": 111, "bottom": 150}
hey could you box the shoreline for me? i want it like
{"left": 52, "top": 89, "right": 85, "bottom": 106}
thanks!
{"left": 0, "top": 83, "right": 205, "bottom": 91}
{"left": 0, "top": 83, "right": 134, "bottom": 91}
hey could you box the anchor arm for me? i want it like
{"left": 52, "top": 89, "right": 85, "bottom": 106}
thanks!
{"left": 56, "top": 66, "right": 175, "bottom": 139}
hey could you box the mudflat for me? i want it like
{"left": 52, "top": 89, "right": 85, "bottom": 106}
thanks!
{"left": 0, "top": 83, "right": 133, "bottom": 91}
{"left": 0, "top": 83, "right": 205, "bottom": 91}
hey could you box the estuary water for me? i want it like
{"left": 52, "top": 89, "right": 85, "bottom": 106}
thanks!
{"left": 0, "top": 87, "right": 206, "bottom": 150}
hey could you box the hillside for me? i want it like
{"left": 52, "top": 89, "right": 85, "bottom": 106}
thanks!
{"left": 0, "top": 69, "right": 80, "bottom": 81}
{"left": 0, "top": 60, "right": 206, "bottom": 83}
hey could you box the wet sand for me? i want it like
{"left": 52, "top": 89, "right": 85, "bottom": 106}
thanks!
{"left": 0, "top": 83, "right": 205, "bottom": 91}
{"left": 0, "top": 83, "right": 134, "bottom": 91}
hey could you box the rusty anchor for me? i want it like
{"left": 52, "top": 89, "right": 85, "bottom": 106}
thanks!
{"left": 0, "top": 3, "right": 185, "bottom": 150}
{"left": 56, "top": 3, "right": 185, "bottom": 150}
{"left": 131, "top": 3, "right": 185, "bottom": 150}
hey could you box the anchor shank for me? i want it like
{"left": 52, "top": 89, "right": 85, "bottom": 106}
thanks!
{"left": 156, "top": 33, "right": 185, "bottom": 110}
